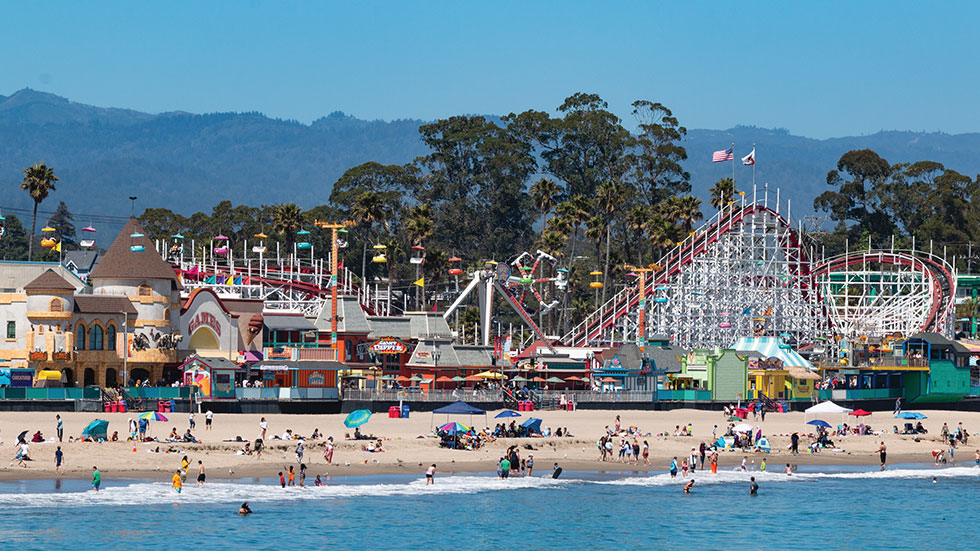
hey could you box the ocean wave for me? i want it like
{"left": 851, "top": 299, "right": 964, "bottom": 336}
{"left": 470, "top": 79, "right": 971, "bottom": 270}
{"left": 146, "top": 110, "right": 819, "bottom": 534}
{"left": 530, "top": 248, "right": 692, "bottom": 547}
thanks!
{"left": 0, "top": 466, "right": 975, "bottom": 508}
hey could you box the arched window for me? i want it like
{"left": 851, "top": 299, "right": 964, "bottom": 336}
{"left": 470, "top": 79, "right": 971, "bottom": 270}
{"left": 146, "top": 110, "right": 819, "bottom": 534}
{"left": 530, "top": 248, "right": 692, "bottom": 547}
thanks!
{"left": 89, "top": 325, "right": 103, "bottom": 351}
{"left": 76, "top": 323, "right": 85, "bottom": 350}
{"left": 106, "top": 324, "right": 117, "bottom": 351}
{"left": 138, "top": 282, "right": 153, "bottom": 297}
{"left": 49, "top": 298, "right": 64, "bottom": 312}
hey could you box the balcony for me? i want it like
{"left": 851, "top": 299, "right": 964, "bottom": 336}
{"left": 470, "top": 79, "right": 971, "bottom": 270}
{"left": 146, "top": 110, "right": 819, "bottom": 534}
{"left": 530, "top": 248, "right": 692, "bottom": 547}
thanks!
{"left": 263, "top": 347, "right": 338, "bottom": 362}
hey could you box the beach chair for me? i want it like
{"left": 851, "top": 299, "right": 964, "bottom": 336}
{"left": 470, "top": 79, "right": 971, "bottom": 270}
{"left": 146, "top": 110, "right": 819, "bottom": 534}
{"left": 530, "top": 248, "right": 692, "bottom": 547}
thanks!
{"left": 902, "top": 422, "right": 914, "bottom": 435}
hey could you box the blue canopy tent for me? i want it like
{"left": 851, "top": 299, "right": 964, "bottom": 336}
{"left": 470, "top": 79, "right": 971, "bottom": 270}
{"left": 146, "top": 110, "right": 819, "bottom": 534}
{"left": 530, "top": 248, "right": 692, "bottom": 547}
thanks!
{"left": 81, "top": 420, "right": 109, "bottom": 441}
{"left": 431, "top": 401, "right": 487, "bottom": 431}
{"left": 494, "top": 410, "right": 521, "bottom": 418}
{"left": 521, "top": 417, "right": 542, "bottom": 435}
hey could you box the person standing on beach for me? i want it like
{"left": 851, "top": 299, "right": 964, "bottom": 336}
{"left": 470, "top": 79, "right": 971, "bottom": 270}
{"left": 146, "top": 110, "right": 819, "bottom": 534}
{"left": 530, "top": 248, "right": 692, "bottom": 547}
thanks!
{"left": 527, "top": 454, "right": 534, "bottom": 476}
{"left": 138, "top": 416, "right": 148, "bottom": 442}
{"left": 55, "top": 446, "right": 64, "bottom": 474}
{"left": 129, "top": 417, "right": 137, "bottom": 441}
{"left": 172, "top": 469, "right": 182, "bottom": 493}
{"left": 197, "top": 460, "right": 206, "bottom": 487}
{"left": 56, "top": 414, "right": 63, "bottom": 442}
{"left": 878, "top": 442, "right": 887, "bottom": 470}
{"left": 894, "top": 397, "right": 902, "bottom": 415}
{"left": 92, "top": 466, "right": 101, "bottom": 492}
{"left": 299, "top": 463, "right": 307, "bottom": 487}
{"left": 791, "top": 432, "right": 800, "bottom": 455}
{"left": 670, "top": 457, "right": 678, "bottom": 478}
{"left": 259, "top": 417, "right": 268, "bottom": 440}
{"left": 296, "top": 440, "right": 304, "bottom": 464}
{"left": 749, "top": 476, "right": 759, "bottom": 496}
{"left": 205, "top": 409, "right": 213, "bottom": 431}
{"left": 188, "top": 412, "right": 195, "bottom": 430}
{"left": 426, "top": 464, "right": 436, "bottom": 485}
{"left": 642, "top": 441, "right": 650, "bottom": 465}
{"left": 699, "top": 442, "right": 707, "bottom": 469}
{"left": 324, "top": 436, "right": 334, "bottom": 464}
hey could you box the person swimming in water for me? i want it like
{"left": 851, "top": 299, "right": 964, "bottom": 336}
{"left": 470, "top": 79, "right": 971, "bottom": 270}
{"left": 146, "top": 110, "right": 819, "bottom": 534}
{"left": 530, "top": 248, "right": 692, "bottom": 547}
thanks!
{"left": 683, "top": 479, "right": 695, "bottom": 494}
{"left": 238, "top": 502, "right": 252, "bottom": 515}
{"left": 750, "top": 476, "right": 759, "bottom": 496}
{"left": 783, "top": 463, "right": 793, "bottom": 476}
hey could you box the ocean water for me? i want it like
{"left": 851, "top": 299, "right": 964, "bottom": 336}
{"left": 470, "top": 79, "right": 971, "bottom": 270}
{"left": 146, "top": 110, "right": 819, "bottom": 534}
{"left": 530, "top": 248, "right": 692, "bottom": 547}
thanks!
{"left": 0, "top": 464, "right": 977, "bottom": 551}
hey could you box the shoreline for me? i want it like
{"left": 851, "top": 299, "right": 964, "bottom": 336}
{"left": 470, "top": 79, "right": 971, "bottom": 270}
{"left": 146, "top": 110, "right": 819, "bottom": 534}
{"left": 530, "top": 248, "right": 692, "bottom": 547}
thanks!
{"left": 0, "top": 452, "right": 960, "bottom": 483}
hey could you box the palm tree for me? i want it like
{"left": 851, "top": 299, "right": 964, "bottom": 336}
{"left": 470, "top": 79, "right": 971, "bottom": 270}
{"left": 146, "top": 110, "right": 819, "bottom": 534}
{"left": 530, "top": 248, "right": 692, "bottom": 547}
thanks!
{"left": 956, "top": 298, "right": 980, "bottom": 336}
{"left": 349, "top": 191, "right": 391, "bottom": 289}
{"left": 405, "top": 204, "right": 434, "bottom": 309}
{"left": 645, "top": 213, "right": 678, "bottom": 258}
{"left": 272, "top": 203, "right": 303, "bottom": 254}
{"left": 530, "top": 178, "right": 562, "bottom": 232}
{"left": 595, "top": 180, "right": 627, "bottom": 304}
{"left": 21, "top": 162, "right": 59, "bottom": 261}
{"left": 661, "top": 195, "right": 703, "bottom": 234}
{"left": 380, "top": 237, "right": 405, "bottom": 314}
{"left": 625, "top": 204, "right": 650, "bottom": 265}
{"left": 709, "top": 177, "right": 738, "bottom": 210}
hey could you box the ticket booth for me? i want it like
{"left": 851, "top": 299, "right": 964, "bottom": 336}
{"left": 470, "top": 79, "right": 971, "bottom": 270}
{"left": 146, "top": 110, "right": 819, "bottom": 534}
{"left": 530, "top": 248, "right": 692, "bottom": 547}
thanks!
{"left": 179, "top": 355, "right": 241, "bottom": 399}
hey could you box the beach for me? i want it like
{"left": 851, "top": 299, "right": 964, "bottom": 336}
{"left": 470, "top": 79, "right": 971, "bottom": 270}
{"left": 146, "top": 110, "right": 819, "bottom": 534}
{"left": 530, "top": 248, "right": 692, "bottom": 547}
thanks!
{"left": 1, "top": 407, "right": 976, "bottom": 481}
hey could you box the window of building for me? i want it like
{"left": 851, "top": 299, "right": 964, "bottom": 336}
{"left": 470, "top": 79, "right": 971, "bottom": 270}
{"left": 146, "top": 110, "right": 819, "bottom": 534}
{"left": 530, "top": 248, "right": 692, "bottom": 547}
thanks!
{"left": 76, "top": 324, "right": 85, "bottom": 350}
{"left": 5, "top": 321, "right": 14, "bottom": 339}
{"left": 106, "top": 324, "right": 117, "bottom": 351}
{"left": 49, "top": 298, "right": 63, "bottom": 312}
{"left": 89, "top": 325, "right": 104, "bottom": 351}
{"left": 138, "top": 283, "right": 153, "bottom": 297}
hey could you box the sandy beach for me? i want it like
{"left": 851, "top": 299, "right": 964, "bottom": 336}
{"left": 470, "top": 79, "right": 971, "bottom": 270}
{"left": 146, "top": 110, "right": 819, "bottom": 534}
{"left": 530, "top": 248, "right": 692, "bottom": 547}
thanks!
{"left": 1, "top": 407, "right": 976, "bottom": 482}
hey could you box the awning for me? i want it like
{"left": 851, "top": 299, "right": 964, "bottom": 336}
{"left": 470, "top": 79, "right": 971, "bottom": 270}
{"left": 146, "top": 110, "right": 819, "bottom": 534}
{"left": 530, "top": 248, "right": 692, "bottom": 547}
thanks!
{"left": 263, "top": 315, "right": 317, "bottom": 331}
{"left": 37, "top": 370, "right": 62, "bottom": 380}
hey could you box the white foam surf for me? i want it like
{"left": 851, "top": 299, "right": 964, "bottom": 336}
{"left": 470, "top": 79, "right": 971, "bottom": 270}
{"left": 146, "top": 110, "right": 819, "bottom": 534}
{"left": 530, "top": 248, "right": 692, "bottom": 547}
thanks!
{"left": 0, "top": 466, "right": 975, "bottom": 508}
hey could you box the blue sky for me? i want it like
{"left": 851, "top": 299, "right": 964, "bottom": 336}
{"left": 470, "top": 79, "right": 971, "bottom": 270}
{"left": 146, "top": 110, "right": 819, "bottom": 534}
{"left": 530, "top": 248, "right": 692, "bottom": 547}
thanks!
{"left": 2, "top": 1, "right": 977, "bottom": 138}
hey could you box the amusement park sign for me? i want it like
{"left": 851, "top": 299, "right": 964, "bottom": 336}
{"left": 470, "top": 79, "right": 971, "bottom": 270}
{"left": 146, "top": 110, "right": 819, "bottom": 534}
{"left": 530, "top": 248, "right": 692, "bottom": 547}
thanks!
{"left": 369, "top": 338, "right": 408, "bottom": 354}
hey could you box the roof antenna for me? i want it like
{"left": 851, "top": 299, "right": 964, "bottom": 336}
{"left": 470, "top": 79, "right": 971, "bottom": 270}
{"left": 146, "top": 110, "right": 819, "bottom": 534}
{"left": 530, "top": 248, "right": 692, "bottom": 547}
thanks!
{"left": 129, "top": 196, "right": 138, "bottom": 218}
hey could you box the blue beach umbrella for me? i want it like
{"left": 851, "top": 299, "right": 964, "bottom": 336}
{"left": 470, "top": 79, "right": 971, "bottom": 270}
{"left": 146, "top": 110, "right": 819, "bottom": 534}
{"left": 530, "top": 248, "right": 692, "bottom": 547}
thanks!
{"left": 81, "top": 420, "right": 109, "bottom": 441}
{"left": 895, "top": 411, "right": 927, "bottom": 420}
{"left": 494, "top": 410, "right": 521, "bottom": 418}
{"left": 806, "top": 419, "right": 832, "bottom": 428}
{"left": 344, "top": 409, "right": 372, "bottom": 428}
{"left": 520, "top": 417, "right": 543, "bottom": 433}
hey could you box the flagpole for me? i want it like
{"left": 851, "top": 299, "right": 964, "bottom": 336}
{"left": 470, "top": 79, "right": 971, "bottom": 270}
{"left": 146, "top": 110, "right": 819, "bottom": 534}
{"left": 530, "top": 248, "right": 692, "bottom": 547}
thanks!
{"left": 731, "top": 141, "right": 735, "bottom": 187}
{"left": 752, "top": 142, "right": 756, "bottom": 189}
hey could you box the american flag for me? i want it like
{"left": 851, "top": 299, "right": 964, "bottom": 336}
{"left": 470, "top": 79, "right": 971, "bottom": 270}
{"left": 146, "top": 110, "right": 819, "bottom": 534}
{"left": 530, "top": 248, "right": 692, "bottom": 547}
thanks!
{"left": 712, "top": 147, "right": 734, "bottom": 163}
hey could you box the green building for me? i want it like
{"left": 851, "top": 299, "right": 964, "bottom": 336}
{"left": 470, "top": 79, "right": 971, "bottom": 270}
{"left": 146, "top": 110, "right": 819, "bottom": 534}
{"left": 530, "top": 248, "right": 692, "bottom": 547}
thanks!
{"left": 675, "top": 348, "right": 748, "bottom": 402}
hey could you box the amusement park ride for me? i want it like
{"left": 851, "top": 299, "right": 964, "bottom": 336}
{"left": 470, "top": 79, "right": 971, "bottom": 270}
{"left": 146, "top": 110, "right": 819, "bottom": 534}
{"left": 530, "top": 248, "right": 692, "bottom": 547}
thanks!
{"left": 563, "top": 186, "right": 958, "bottom": 358}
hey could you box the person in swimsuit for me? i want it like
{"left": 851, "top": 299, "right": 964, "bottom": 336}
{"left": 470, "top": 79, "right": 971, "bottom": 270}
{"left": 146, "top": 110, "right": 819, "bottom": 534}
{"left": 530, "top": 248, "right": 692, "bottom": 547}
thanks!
{"left": 92, "top": 466, "right": 101, "bottom": 492}
{"left": 238, "top": 502, "right": 252, "bottom": 515}
{"left": 750, "top": 476, "right": 759, "bottom": 496}
{"left": 878, "top": 442, "right": 887, "bottom": 471}
{"left": 426, "top": 464, "right": 435, "bottom": 485}
{"left": 299, "top": 463, "right": 307, "bottom": 487}
{"left": 683, "top": 479, "right": 695, "bottom": 494}
{"left": 197, "top": 460, "right": 206, "bottom": 487}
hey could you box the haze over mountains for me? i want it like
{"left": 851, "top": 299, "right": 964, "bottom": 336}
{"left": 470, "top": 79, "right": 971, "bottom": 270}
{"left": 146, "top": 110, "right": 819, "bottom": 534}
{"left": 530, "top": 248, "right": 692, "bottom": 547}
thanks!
{"left": 3, "top": 88, "right": 980, "bottom": 228}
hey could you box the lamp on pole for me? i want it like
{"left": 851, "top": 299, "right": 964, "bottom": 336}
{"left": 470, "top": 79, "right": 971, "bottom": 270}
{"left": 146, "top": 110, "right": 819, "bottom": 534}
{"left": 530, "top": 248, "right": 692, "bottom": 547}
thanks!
{"left": 128, "top": 196, "right": 138, "bottom": 218}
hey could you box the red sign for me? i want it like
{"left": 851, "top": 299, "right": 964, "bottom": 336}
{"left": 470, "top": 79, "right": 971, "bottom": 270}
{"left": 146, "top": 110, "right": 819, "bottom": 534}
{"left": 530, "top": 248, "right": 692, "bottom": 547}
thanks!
{"left": 189, "top": 311, "right": 222, "bottom": 337}
{"left": 369, "top": 338, "right": 408, "bottom": 354}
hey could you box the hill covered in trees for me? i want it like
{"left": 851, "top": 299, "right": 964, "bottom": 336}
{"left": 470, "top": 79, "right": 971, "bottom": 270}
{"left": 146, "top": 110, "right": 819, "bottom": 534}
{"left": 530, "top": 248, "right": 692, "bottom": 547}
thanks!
{"left": 3, "top": 88, "right": 980, "bottom": 220}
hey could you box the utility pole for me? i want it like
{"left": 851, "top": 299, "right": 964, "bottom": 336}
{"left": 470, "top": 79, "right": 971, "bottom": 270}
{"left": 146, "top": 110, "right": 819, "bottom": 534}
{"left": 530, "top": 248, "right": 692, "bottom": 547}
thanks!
{"left": 313, "top": 220, "right": 356, "bottom": 350}
{"left": 624, "top": 264, "right": 660, "bottom": 349}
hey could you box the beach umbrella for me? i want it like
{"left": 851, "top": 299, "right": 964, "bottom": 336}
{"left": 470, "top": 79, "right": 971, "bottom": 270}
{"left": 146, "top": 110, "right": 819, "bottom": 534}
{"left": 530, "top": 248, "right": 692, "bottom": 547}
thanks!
{"left": 81, "top": 420, "right": 109, "bottom": 441}
{"left": 409, "top": 375, "right": 424, "bottom": 382}
{"left": 599, "top": 377, "right": 618, "bottom": 383}
{"left": 475, "top": 370, "right": 505, "bottom": 379}
{"left": 895, "top": 411, "right": 926, "bottom": 419}
{"left": 464, "top": 375, "right": 482, "bottom": 382}
{"left": 436, "top": 376, "right": 454, "bottom": 382}
{"left": 732, "top": 423, "right": 755, "bottom": 433}
{"left": 546, "top": 376, "right": 565, "bottom": 383}
{"left": 806, "top": 419, "right": 832, "bottom": 428}
{"left": 17, "top": 430, "right": 28, "bottom": 444}
{"left": 520, "top": 417, "right": 543, "bottom": 433}
{"left": 139, "top": 411, "right": 168, "bottom": 422}
{"left": 530, "top": 376, "right": 548, "bottom": 382}
{"left": 451, "top": 376, "right": 466, "bottom": 382}
{"left": 344, "top": 409, "right": 372, "bottom": 428}
{"left": 495, "top": 410, "right": 521, "bottom": 418}
{"left": 511, "top": 375, "right": 528, "bottom": 382}
{"left": 395, "top": 375, "right": 411, "bottom": 383}
{"left": 564, "top": 376, "right": 583, "bottom": 382}
{"left": 849, "top": 409, "right": 872, "bottom": 417}
{"left": 438, "top": 421, "right": 470, "bottom": 434}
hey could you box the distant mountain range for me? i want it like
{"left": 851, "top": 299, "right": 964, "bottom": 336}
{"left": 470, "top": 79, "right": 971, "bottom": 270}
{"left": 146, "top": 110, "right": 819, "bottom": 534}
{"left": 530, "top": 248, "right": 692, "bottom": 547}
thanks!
{"left": 3, "top": 88, "right": 980, "bottom": 227}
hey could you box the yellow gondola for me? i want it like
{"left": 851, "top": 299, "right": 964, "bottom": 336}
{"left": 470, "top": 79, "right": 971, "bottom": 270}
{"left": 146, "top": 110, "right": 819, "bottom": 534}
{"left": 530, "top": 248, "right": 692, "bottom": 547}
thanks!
{"left": 41, "top": 238, "right": 56, "bottom": 248}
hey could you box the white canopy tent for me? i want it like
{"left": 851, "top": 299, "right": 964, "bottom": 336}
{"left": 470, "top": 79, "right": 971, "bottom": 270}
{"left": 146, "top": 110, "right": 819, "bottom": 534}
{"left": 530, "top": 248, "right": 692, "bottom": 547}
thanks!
{"left": 804, "top": 401, "right": 853, "bottom": 425}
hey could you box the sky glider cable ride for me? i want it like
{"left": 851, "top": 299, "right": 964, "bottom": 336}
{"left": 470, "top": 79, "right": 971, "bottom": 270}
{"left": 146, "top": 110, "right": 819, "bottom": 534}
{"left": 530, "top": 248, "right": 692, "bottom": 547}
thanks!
{"left": 80, "top": 219, "right": 97, "bottom": 248}
{"left": 129, "top": 232, "right": 145, "bottom": 252}
{"left": 410, "top": 245, "right": 425, "bottom": 264}
{"left": 372, "top": 243, "right": 388, "bottom": 263}
{"left": 296, "top": 229, "right": 311, "bottom": 249}
{"left": 252, "top": 232, "right": 267, "bottom": 254}
{"left": 448, "top": 257, "right": 463, "bottom": 276}
{"left": 590, "top": 271, "right": 603, "bottom": 289}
